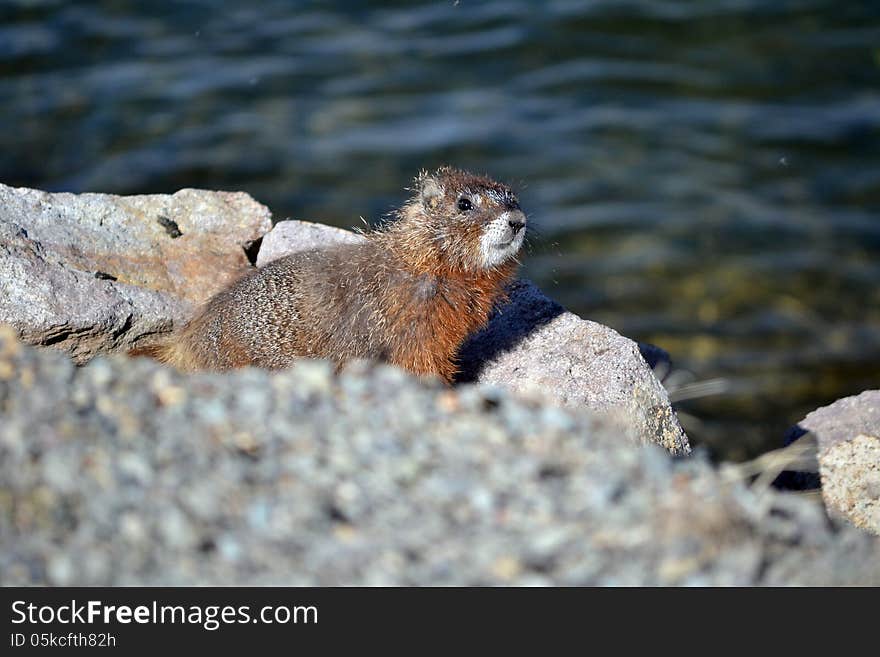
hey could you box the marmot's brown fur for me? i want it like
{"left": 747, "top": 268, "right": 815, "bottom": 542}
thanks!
{"left": 131, "top": 167, "right": 527, "bottom": 383}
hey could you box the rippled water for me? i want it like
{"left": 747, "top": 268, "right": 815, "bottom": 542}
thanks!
{"left": 2, "top": 0, "right": 879, "bottom": 460}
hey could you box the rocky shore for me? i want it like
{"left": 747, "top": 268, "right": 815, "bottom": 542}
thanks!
{"left": 0, "top": 182, "right": 877, "bottom": 585}
{"left": 2, "top": 328, "right": 878, "bottom": 585}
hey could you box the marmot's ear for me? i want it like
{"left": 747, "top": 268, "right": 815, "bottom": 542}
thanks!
{"left": 419, "top": 175, "right": 444, "bottom": 210}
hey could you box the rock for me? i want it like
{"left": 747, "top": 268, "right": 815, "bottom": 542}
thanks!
{"left": 0, "top": 183, "right": 271, "bottom": 363}
{"left": 256, "top": 219, "right": 689, "bottom": 455}
{"left": 784, "top": 390, "right": 880, "bottom": 534}
{"left": 0, "top": 328, "right": 876, "bottom": 586}
{"left": 458, "top": 280, "right": 689, "bottom": 455}
{"left": 821, "top": 435, "right": 880, "bottom": 534}
{"left": 255, "top": 219, "right": 362, "bottom": 267}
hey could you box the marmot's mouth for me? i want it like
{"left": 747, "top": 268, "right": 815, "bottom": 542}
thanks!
{"left": 479, "top": 215, "right": 525, "bottom": 267}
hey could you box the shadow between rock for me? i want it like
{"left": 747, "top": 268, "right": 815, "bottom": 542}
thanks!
{"left": 455, "top": 279, "right": 565, "bottom": 384}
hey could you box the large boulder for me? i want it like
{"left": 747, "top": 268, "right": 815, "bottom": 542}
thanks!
{"left": 257, "top": 220, "right": 690, "bottom": 455}
{"left": 0, "top": 183, "right": 271, "bottom": 363}
{"left": 784, "top": 391, "right": 880, "bottom": 534}
{"left": 458, "top": 280, "right": 687, "bottom": 455}
{"left": 0, "top": 328, "right": 875, "bottom": 586}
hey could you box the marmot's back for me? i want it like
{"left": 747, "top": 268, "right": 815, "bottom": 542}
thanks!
{"left": 131, "top": 167, "right": 527, "bottom": 382}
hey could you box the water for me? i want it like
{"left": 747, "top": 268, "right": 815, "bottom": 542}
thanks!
{"left": 2, "top": 0, "right": 878, "bottom": 460}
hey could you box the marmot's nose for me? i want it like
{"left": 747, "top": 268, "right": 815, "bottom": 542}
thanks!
{"left": 508, "top": 216, "right": 525, "bottom": 233}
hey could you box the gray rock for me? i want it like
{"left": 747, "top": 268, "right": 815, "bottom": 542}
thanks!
{"left": 0, "top": 183, "right": 272, "bottom": 363}
{"left": 786, "top": 390, "right": 880, "bottom": 534}
{"left": 257, "top": 219, "right": 689, "bottom": 455}
{"left": 255, "top": 219, "right": 363, "bottom": 267}
{"left": 0, "top": 327, "right": 876, "bottom": 586}
{"left": 458, "top": 280, "right": 689, "bottom": 455}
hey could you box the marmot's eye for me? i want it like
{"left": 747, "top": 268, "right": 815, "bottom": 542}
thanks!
{"left": 457, "top": 197, "right": 473, "bottom": 212}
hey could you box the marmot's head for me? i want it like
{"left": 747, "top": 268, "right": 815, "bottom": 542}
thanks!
{"left": 401, "top": 167, "right": 527, "bottom": 271}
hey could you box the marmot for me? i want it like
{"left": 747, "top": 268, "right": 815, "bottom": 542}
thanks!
{"left": 132, "top": 167, "right": 527, "bottom": 383}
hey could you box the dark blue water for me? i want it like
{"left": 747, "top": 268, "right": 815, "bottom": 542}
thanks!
{"left": 2, "top": 0, "right": 879, "bottom": 459}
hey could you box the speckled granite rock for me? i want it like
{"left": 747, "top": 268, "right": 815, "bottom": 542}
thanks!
{"left": 0, "top": 183, "right": 271, "bottom": 363}
{"left": 0, "top": 327, "right": 876, "bottom": 586}
{"left": 257, "top": 219, "right": 689, "bottom": 455}
{"left": 785, "top": 391, "right": 880, "bottom": 535}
